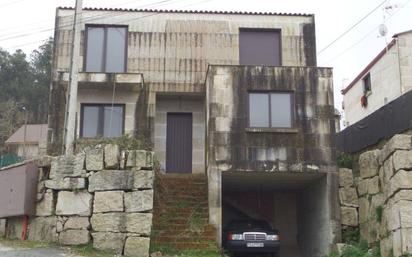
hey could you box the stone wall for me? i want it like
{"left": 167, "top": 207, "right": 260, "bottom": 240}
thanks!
{"left": 3, "top": 144, "right": 155, "bottom": 257}
{"left": 339, "top": 134, "right": 412, "bottom": 257}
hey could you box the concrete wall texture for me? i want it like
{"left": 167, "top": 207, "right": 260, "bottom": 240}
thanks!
{"left": 343, "top": 31, "right": 412, "bottom": 126}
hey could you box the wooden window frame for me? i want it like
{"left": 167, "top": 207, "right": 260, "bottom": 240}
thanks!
{"left": 247, "top": 91, "right": 295, "bottom": 129}
{"left": 363, "top": 73, "right": 371, "bottom": 94}
{"left": 84, "top": 24, "right": 128, "bottom": 73}
{"left": 79, "top": 103, "right": 126, "bottom": 138}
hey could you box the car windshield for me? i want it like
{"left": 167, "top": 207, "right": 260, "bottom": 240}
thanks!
{"left": 227, "top": 220, "right": 272, "bottom": 230}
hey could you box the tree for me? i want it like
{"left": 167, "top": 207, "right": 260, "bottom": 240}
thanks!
{"left": 0, "top": 38, "right": 53, "bottom": 154}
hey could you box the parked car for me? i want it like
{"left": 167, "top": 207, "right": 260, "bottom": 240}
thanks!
{"left": 223, "top": 219, "right": 280, "bottom": 257}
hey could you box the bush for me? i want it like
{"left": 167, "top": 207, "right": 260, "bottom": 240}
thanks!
{"left": 338, "top": 153, "right": 353, "bottom": 169}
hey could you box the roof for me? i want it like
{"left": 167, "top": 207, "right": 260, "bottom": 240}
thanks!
{"left": 5, "top": 124, "right": 48, "bottom": 144}
{"left": 57, "top": 6, "right": 313, "bottom": 17}
{"left": 342, "top": 29, "right": 412, "bottom": 95}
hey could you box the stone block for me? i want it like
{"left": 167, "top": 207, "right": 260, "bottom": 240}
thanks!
{"left": 388, "top": 200, "right": 412, "bottom": 231}
{"left": 380, "top": 234, "right": 393, "bottom": 257}
{"left": 357, "top": 177, "right": 380, "bottom": 196}
{"left": 64, "top": 217, "right": 90, "bottom": 230}
{"left": 88, "top": 170, "right": 154, "bottom": 192}
{"left": 92, "top": 232, "right": 126, "bottom": 253}
{"left": 339, "top": 187, "right": 358, "bottom": 207}
{"left": 28, "top": 217, "right": 58, "bottom": 242}
{"left": 126, "top": 150, "right": 154, "bottom": 169}
{"left": 335, "top": 243, "right": 347, "bottom": 256}
{"left": 357, "top": 179, "right": 369, "bottom": 196}
{"left": 391, "top": 190, "right": 412, "bottom": 204}
{"left": 126, "top": 150, "right": 136, "bottom": 168}
{"left": 36, "top": 190, "right": 54, "bottom": 216}
{"left": 359, "top": 150, "right": 380, "bottom": 179}
{"left": 45, "top": 177, "right": 85, "bottom": 190}
{"left": 0, "top": 219, "right": 6, "bottom": 237}
{"left": 120, "top": 151, "right": 127, "bottom": 170}
{"left": 104, "top": 144, "right": 120, "bottom": 169}
{"left": 393, "top": 228, "right": 412, "bottom": 257}
{"left": 5, "top": 218, "right": 22, "bottom": 239}
{"left": 94, "top": 191, "right": 124, "bottom": 213}
{"left": 378, "top": 134, "right": 412, "bottom": 164}
{"left": 389, "top": 170, "right": 412, "bottom": 198}
{"left": 383, "top": 155, "right": 394, "bottom": 182}
{"left": 56, "top": 191, "right": 93, "bottom": 216}
{"left": 124, "top": 237, "right": 150, "bottom": 257}
{"left": 341, "top": 207, "right": 358, "bottom": 227}
{"left": 359, "top": 197, "right": 370, "bottom": 224}
{"left": 392, "top": 150, "right": 412, "bottom": 173}
{"left": 86, "top": 149, "right": 104, "bottom": 171}
{"left": 50, "top": 154, "right": 86, "bottom": 179}
{"left": 59, "top": 229, "right": 90, "bottom": 245}
{"left": 133, "top": 169, "right": 154, "bottom": 189}
{"left": 339, "top": 168, "right": 354, "bottom": 187}
{"left": 91, "top": 213, "right": 152, "bottom": 235}
{"left": 124, "top": 190, "right": 154, "bottom": 212}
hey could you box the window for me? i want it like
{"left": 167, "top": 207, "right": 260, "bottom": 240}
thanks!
{"left": 363, "top": 73, "right": 371, "bottom": 93}
{"left": 239, "top": 29, "right": 281, "bottom": 66}
{"left": 85, "top": 25, "right": 127, "bottom": 73}
{"left": 80, "top": 104, "right": 125, "bottom": 138}
{"left": 249, "top": 92, "right": 293, "bottom": 128}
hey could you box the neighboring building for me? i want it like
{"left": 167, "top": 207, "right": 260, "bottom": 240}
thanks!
{"left": 5, "top": 124, "right": 47, "bottom": 159}
{"left": 342, "top": 30, "right": 412, "bottom": 126}
{"left": 48, "top": 7, "right": 339, "bottom": 257}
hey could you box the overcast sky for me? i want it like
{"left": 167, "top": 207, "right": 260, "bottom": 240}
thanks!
{"left": 0, "top": 0, "right": 411, "bottom": 125}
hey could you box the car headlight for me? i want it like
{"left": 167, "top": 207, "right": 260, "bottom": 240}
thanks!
{"left": 228, "top": 233, "right": 244, "bottom": 240}
{"left": 266, "top": 234, "right": 280, "bottom": 241}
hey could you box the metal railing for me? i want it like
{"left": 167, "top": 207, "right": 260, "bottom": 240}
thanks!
{"left": 0, "top": 154, "right": 24, "bottom": 169}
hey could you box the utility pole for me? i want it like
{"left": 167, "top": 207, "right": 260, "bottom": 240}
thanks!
{"left": 22, "top": 106, "right": 27, "bottom": 158}
{"left": 64, "top": 0, "right": 83, "bottom": 155}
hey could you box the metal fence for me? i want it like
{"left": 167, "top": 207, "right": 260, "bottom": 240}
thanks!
{"left": 0, "top": 154, "right": 24, "bottom": 169}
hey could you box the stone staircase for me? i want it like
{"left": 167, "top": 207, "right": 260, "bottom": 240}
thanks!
{"left": 151, "top": 173, "right": 217, "bottom": 250}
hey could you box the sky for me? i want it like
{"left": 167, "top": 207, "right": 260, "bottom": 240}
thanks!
{"left": 0, "top": 0, "right": 411, "bottom": 126}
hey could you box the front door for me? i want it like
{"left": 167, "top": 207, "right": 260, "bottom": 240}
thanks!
{"left": 166, "top": 113, "right": 192, "bottom": 173}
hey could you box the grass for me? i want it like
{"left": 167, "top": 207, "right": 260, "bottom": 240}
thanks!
{"left": 0, "top": 237, "right": 56, "bottom": 249}
{"left": 0, "top": 238, "right": 116, "bottom": 257}
{"left": 328, "top": 240, "right": 381, "bottom": 257}
{"left": 151, "top": 242, "right": 227, "bottom": 257}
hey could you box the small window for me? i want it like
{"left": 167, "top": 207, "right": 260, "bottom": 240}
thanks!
{"left": 239, "top": 29, "right": 281, "bottom": 66}
{"left": 85, "top": 25, "right": 127, "bottom": 73}
{"left": 249, "top": 92, "right": 293, "bottom": 128}
{"left": 80, "top": 104, "right": 125, "bottom": 138}
{"left": 363, "top": 73, "right": 371, "bottom": 93}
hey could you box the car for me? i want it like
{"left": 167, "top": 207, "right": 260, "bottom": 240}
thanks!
{"left": 223, "top": 219, "right": 280, "bottom": 257}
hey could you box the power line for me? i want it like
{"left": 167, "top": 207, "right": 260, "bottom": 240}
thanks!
{"left": 320, "top": 0, "right": 411, "bottom": 66}
{"left": 317, "top": 0, "right": 388, "bottom": 55}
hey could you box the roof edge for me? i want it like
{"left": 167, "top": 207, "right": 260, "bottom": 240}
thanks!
{"left": 57, "top": 6, "right": 314, "bottom": 17}
{"left": 341, "top": 38, "right": 397, "bottom": 95}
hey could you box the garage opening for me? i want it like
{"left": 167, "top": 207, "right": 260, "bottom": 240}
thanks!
{"left": 222, "top": 171, "right": 330, "bottom": 257}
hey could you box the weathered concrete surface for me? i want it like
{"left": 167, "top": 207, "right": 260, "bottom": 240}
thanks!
{"left": 92, "top": 232, "right": 126, "bottom": 253}
{"left": 124, "top": 190, "right": 153, "bottom": 212}
{"left": 93, "top": 191, "right": 124, "bottom": 213}
{"left": 90, "top": 213, "right": 152, "bottom": 235}
{"left": 59, "top": 229, "right": 90, "bottom": 245}
{"left": 124, "top": 237, "right": 150, "bottom": 257}
{"left": 55, "top": 191, "right": 93, "bottom": 216}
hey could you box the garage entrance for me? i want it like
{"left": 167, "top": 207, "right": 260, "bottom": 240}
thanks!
{"left": 222, "top": 171, "right": 330, "bottom": 257}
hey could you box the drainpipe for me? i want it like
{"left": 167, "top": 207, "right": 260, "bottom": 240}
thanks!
{"left": 396, "top": 37, "right": 403, "bottom": 95}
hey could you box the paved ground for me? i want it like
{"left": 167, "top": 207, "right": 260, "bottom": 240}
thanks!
{"left": 0, "top": 244, "right": 82, "bottom": 257}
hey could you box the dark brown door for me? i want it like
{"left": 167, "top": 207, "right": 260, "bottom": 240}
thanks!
{"left": 166, "top": 113, "right": 192, "bottom": 173}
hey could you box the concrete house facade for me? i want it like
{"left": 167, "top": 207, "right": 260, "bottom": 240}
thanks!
{"left": 48, "top": 7, "right": 339, "bottom": 257}
{"left": 342, "top": 30, "right": 412, "bottom": 126}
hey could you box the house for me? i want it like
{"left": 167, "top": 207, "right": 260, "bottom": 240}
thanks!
{"left": 342, "top": 30, "right": 412, "bottom": 126}
{"left": 5, "top": 124, "right": 47, "bottom": 159}
{"left": 48, "top": 7, "right": 339, "bottom": 257}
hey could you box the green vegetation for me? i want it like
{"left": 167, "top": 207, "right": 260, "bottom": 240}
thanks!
{"left": 0, "top": 237, "right": 55, "bottom": 249}
{"left": 337, "top": 153, "right": 354, "bottom": 169}
{"left": 376, "top": 205, "right": 384, "bottom": 223}
{"left": 0, "top": 38, "right": 53, "bottom": 154}
{"left": 70, "top": 243, "right": 117, "bottom": 257}
{"left": 151, "top": 243, "right": 226, "bottom": 257}
{"left": 74, "top": 134, "right": 152, "bottom": 153}
{"left": 342, "top": 227, "right": 360, "bottom": 245}
{"left": 328, "top": 240, "right": 380, "bottom": 257}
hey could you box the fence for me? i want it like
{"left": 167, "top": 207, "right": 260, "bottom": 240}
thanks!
{"left": 0, "top": 154, "right": 24, "bottom": 169}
